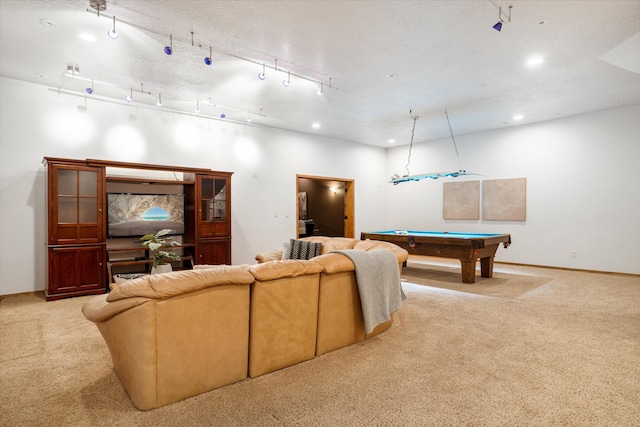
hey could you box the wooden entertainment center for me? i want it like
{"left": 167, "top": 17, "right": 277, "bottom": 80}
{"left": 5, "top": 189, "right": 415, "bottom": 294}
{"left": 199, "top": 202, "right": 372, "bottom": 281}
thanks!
{"left": 43, "top": 157, "right": 232, "bottom": 301}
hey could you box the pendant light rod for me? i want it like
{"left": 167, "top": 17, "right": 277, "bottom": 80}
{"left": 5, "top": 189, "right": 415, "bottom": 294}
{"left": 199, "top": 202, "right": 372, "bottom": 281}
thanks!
{"left": 445, "top": 109, "right": 464, "bottom": 171}
{"left": 404, "top": 110, "right": 419, "bottom": 176}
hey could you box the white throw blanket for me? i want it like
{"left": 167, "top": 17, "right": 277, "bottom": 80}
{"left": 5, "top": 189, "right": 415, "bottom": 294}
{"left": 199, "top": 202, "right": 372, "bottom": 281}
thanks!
{"left": 332, "top": 249, "right": 406, "bottom": 333}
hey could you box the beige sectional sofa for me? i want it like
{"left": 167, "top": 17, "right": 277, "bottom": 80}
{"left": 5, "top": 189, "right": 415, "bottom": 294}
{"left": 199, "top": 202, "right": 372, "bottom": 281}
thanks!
{"left": 82, "top": 237, "right": 408, "bottom": 410}
{"left": 256, "top": 236, "right": 409, "bottom": 355}
{"left": 82, "top": 266, "right": 254, "bottom": 411}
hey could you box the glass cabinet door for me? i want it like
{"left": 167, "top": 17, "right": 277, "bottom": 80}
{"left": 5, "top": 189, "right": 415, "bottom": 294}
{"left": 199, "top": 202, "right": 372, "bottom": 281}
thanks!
{"left": 197, "top": 175, "right": 230, "bottom": 237}
{"left": 51, "top": 165, "right": 103, "bottom": 244}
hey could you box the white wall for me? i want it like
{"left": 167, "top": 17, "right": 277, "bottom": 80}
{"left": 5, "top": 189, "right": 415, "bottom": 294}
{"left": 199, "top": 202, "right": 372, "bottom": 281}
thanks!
{"left": 1, "top": 77, "right": 638, "bottom": 296}
{"left": 386, "top": 105, "right": 640, "bottom": 274}
{"left": 0, "top": 77, "right": 388, "bottom": 295}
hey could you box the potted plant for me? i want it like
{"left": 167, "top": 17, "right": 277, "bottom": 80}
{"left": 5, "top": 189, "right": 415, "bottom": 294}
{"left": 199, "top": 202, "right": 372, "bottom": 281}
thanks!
{"left": 140, "top": 229, "right": 181, "bottom": 274}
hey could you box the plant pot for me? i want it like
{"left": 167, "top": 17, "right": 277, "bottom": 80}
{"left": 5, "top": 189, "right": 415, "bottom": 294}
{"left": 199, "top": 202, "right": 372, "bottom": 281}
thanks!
{"left": 151, "top": 264, "right": 173, "bottom": 275}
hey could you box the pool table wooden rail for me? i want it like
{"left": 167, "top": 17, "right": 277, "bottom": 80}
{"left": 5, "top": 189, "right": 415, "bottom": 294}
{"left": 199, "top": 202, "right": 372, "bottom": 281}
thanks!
{"left": 360, "top": 231, "right": 511, "bottom": 284}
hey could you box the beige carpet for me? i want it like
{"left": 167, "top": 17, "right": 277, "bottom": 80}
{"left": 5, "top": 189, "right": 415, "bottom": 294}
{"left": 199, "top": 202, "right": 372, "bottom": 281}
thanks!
{"left": 1, "top": 260, "right": 639, "bottom": 426}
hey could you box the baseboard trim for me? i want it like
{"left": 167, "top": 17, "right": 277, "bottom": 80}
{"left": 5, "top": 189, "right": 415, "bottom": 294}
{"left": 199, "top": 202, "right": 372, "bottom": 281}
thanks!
{"left": 495, "top": 261, "right": 640, "bottom": 278}
{"left": 0, "top": 290, "right": 45, "bottom": 301}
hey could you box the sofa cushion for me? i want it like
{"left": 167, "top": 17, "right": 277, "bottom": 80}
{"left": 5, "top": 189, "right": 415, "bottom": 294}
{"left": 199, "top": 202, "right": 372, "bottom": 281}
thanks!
{"left": 288, "top": 239, "right": 322, "bottom": 260}
{"left": 106, "top": 266, "right": 254, "bottom": 303}
{"left": 249, "top": 259, "right": 323, "bottom": 281}
{"left": 301, "top": 236, "right": 358, "bottom": 254}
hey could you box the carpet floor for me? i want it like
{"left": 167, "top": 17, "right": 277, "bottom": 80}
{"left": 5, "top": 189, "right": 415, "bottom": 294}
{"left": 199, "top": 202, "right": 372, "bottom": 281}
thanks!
{"left": 1, "top": 258, "right": 639, "bottom": 426}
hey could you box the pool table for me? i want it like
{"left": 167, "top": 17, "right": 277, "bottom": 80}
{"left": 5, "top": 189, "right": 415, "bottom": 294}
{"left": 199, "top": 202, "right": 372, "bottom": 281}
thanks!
{"left": 360, "top": 230, "right": 511, "bottom": 284}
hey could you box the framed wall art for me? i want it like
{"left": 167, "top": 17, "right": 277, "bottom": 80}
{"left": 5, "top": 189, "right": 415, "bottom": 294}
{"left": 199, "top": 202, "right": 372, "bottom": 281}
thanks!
{"left": 482, "top": 177, "right": 526, "bottom": 221}
{"left": 443, "top": 180, "right": 480, "bottom": 220}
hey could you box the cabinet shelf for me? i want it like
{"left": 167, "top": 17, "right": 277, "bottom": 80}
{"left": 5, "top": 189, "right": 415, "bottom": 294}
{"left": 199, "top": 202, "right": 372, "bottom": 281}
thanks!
{"left": 106, "top": 176, "right": 195, "bottom": 185}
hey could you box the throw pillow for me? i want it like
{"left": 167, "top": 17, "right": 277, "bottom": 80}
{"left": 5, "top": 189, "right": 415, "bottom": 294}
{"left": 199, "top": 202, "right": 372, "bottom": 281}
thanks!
{"left": 288, "top": 239, "right": 321, "bottom": 260}
{"left": 281, "top": 242, "right": 291, "bottom": 260}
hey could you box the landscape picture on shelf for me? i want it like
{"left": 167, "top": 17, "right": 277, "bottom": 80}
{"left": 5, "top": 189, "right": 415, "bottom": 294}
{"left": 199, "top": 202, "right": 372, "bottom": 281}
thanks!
{"left": 107, "top": 193, "right": 185, "bottom": 237}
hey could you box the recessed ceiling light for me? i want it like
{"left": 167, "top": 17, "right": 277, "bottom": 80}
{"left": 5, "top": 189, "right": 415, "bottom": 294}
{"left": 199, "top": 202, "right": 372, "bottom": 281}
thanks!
{"left": 388, "top": 139, "right": 396, "bottom": 144}
{"left": 34, "top": 73, "right": 47, "bottom": 79}
{"left": 312, "top": 123, "right": 321, "bottom": 129}
{"left": 78, "top": 33, "right": 96, "bottom": 42}
{"left": 535, "top": 18, "right": 549, "bottom": 26}
{"left": 387, "top": 74, "right": 397, "bottom": 78}
{"left": 526, "top": 55, "right": 544, "bottom": 67}
{"left": 513, "top": 114, "right": 524, "bottom": 121}
{"left": 39, "top": 19, "right": 57, "bottom": 27}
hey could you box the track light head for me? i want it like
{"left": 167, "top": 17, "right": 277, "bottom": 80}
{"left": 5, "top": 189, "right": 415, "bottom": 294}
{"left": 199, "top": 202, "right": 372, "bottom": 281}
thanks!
{"left": 258, "top": 63, "right": 266, "bottom": 80}
{"left": 283, "top": 71, "right": 291, "bottom": 87}
{"left": 156, "top": 94, "right": 162, "bottom": 107}
{"left": 108, "top": 16, "right": 118, "bottom": 39}
{"left": 492, "top": 5, "right": 512, "bottom": 31}
{"left": 164, "top": 34, "right": 173, "bottom": 55}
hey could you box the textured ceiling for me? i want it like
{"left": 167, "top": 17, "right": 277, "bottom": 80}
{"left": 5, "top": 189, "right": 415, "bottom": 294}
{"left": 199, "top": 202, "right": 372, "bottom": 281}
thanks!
{"left": 0, "top": 0, "right": 638, "bottom": 147}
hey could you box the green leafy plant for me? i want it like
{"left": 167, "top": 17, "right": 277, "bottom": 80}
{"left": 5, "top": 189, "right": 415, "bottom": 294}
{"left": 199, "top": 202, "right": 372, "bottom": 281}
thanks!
{"left": 140, "top": 229, "right": 181, "bottom": 268}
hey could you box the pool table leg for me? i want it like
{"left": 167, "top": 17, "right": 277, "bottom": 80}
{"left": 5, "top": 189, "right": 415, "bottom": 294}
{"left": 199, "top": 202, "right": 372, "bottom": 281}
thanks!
{"left": 460, "top": 260, "right": 477, "bottom": 283}
{"left": 480, "top": 256, "right": 494, "bottom": 278}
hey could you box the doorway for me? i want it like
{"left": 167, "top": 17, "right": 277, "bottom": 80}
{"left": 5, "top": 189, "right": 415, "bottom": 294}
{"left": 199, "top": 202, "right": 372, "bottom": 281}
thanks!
{"left": 296, "top": 175, "right": 354, "bottom": 238}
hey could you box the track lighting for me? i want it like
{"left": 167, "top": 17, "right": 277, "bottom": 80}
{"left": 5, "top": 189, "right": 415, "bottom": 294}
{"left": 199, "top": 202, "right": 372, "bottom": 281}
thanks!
{"left": 86, "top": 9, "right": 336, "bottom": 101}
{"left": 164, "top": 34, "right": 173, "bottom": 55}
{"left": 220, "top": 113, "right": 226, "bottom": 119}
{"left": 195, "top": 100, "right": 200, "bottom": 113}
{"left": 125, "top": 88, "right": 132, "bottom": 102}
{"left": 156, "top": 93, "right": 162, "bottom": 107}
{"left": 86, "top": 79, "right": 94, "bottom": 94}
{"left": 107, "top": 15, "right": 118, "bottom": 39}
{"left": 89, "top": 0, "right": 106, "bottom": 14}
{"left": 247, "top": 112, "right": 252, "bottom": 123}
{"left": 492, "top": 5, "right": 512, "bottom": 32}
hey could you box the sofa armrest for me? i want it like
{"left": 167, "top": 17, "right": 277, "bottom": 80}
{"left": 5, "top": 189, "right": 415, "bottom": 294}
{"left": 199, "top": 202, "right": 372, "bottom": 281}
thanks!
{"left": 354, "top": 240, "right": 409, "bottom": 264}
{"left": 82, "top": 293, "right": 152, "bottom": 323}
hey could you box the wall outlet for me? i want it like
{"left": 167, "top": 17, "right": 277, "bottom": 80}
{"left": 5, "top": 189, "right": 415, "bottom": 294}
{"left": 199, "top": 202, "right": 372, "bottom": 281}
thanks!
{"left": 570, "top": 251, "right": 577, "bottom": 258}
